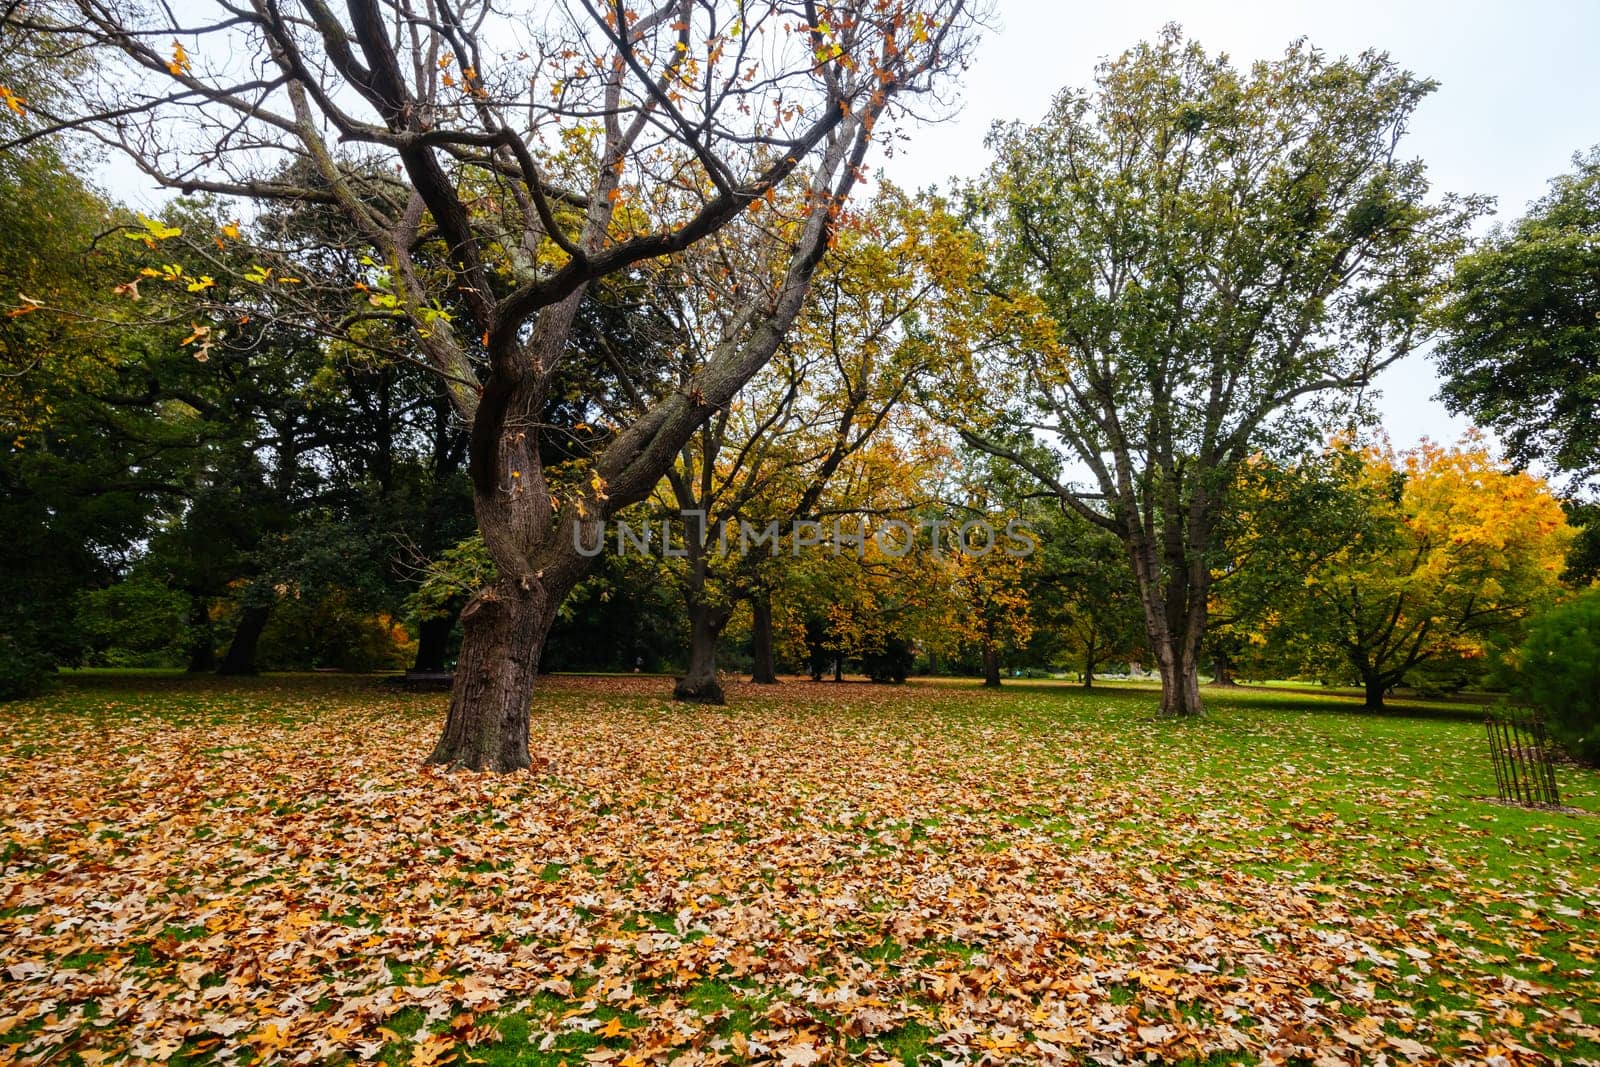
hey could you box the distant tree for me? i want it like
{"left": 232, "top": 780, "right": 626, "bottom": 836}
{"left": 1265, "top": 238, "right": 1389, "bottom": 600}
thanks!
{"left": 946, "top": 28, "right": 1484, "bottom": 717}
{"left": 1029, "top": 510, "right": 1145, "bottom": 687}
{"left": 1563, "top": 502, "right": 1600, "bottom": 587}
{"left": 949, "top": 541, "right": 1032, "bottom": 687}
{"left": 73, "top": 576, "right": 190, "bottom": 667}
{"left": 1207, "top": 453, "right": 1379, "bottom": 685}
{"left": 646, "top": 188, "right": 961, "bottom": 701}
{"left": 1436, "top": 149, "right": 1600, "bottom": 491}
{"left": 0, "top": 125, "right": 194, "bottom": 692}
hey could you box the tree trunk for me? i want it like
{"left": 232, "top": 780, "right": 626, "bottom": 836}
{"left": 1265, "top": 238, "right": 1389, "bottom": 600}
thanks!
{"left": 429, "top": 339, "right": 574, "bottom": 771}
{"left": 833, "top": 656, "right": 843, "bottom": 683}
{"left": 982, "top": 645, "right": 1001, "bottom": 687}
{"left": 675, "top": 602, "right": 731, "bottom": 703}
{"left": 412, "top": 612, "right": 456, "bottom": 673}
{"left": 217, "top": 603, "right": 270, "bottom": 676}
{"left": 1362, "top": 671, "right": 1388, "bottom": 711}
{"left": 1212, "top": 648, "right": 1239, "bottom": 686}
{"left": 428, "top": 579, "right": 553, "bottom": 772}
{"left": 185, "top": 596, "right": 215, "bottom": 673}
{"left": 1163, "top": 648, "right": 1205, "bottom": 718}
{"left": 1082, "top": 653, "right": 1096, "bottom": 689}
{"left": 749, "top": 592, "right": 778, "bottom": 684}
{"left": 1126, "top": 525, "right": 1209, "bottom": 718}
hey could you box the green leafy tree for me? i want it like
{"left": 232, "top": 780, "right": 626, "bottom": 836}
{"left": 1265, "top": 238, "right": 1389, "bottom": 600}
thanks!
{"left": 73, "top": 576, "right": 191, "bottom": 667}
{"left": 1516, "top": 588, "right": 1600, "bottom": 764}
{"left": 949, "top": 27, "right": 1483, "bottom": 717}
{"left": 1436, "top": 148, "right": 1600, "bottom": 491}
{"left": 1028, "top": 510, "right": 1145, "bottom": 687}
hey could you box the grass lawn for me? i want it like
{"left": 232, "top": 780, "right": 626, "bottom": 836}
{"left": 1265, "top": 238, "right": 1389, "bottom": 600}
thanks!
{"left": 2, "top": 673, "right": 1598, "bottom": 1066}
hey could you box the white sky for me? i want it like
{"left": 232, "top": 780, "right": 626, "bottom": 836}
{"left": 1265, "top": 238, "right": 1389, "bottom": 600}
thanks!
{"left": 873, "top": 0, "right": 1600, "bottom": 451}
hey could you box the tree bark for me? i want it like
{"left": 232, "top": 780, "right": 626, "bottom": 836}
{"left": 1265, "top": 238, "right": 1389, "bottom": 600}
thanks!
{"left": 427, "top": 578, "right": 555, "bottom": 772}
{"left": 412, "top": 612, "right": 456, "bottom": 673}
{"left": 1362, "top": 671, "right": 1388, "bottom": 711}
{"left": 749, "top": 592, "right": 778, "bottom": 684}
{"left": 1126, "top": 514, "right": 1210, "bottom": 718}
{"left": 186, "top": 596, "right": 215, "bottom": 673}
{"left": 675, "top": 601, "right": 731, "bottom": 703}
{"left": 1167, "top": 646, "right": 1205, "bottom": 718}
{"left": 982, "top": 645, "right": 1001, "bottom": 687}
{"left": 216, "top": 603, "right": 270, "bottom": 676}
{"left": 1211, "top": 648, "right": 1239, "bottom": 686}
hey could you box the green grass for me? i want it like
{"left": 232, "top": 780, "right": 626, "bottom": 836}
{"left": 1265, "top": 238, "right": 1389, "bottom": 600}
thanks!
{"left": 1, "top": 671, "right": 1597, "bottom": 1065}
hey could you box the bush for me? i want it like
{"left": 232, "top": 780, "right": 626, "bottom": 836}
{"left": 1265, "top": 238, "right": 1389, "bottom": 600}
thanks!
{"left": 862, "top": 637, "right": 914, "bottom": 685}
{"left": 74, "top": 577, "right": 190, "bottom": 667}
{"left": 0, "top": 634, "right": 52, "bottom": 700}
{"left": 255, "top": 592, "right": 416, "bottom": 671}
{"left": 1517, "top": 587, "right": 1600, "bottom": 764}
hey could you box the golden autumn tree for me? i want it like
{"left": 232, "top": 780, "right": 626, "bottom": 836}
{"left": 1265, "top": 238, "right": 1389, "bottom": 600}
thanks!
{"left": 1257, "top": 438, "right": 1573, "bottom": 708}
{"left": 947, "top": 537, "right": 1032, "bottom": 686}
{"left": 639, "top": 185, "right": 976, "bottom": 700}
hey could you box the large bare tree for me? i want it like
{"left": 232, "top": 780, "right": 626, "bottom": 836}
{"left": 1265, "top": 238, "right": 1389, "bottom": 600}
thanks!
{"left": 4, "top": 0, "right": 980, "bottom": 768}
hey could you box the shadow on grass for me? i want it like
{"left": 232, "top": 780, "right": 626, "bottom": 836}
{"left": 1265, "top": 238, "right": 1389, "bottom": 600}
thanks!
{"left": 976, "top": 676, "right": 1496, "bottom": 724}
{"left": 45, "top": 669, "right": 1499, "bottom": 727}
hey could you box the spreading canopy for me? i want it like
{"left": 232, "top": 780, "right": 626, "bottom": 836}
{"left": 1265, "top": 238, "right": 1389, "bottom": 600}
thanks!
{"left": 945, "top": 27, "right": 1483, "bottom": 716}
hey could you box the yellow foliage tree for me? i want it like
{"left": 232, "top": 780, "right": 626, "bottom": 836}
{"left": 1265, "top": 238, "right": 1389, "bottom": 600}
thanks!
{"left": 1267, "top": 437, "right": 1573, "bottom": 708}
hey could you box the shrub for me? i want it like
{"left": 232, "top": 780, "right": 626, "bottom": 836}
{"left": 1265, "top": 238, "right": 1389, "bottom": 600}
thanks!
{"left": 0, "top": 634, "right": 51, "bottom": 700}
{"left": 1517, "top": 587, "right": 1600, "bottom": 764}
{"left": 862, "top": 637, "right": 914, "bottom": 685}
{"left": 256, "top": 592, "right": 416, "bottom": 672}
{"left": 73, "top": 577, "right": 190, "bottom": 667}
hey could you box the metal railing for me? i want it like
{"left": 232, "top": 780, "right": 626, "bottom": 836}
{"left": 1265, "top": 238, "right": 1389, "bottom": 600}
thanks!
{"left": 1485, "top": 708, "right": 1562, "bottom": 808}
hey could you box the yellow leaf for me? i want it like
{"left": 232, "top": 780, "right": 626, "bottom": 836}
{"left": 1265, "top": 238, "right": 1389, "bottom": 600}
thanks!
{"left": 167, "top": 40, "right": 192, "bottom": 76}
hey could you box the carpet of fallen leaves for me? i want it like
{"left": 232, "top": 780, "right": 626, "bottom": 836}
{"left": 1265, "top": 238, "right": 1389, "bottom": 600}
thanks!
{"left": 2, "top": 674, "right": 1599, "bottom": 1067}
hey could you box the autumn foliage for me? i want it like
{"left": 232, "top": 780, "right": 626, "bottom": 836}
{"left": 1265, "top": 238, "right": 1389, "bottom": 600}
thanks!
{"left": 4, "top": 674, "right": 1599, "bottom": 1065}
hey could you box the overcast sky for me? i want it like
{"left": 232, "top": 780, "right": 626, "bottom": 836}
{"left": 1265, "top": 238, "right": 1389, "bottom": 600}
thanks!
{"left": 872, "top": 0, "right": 1600, "bottom": 450}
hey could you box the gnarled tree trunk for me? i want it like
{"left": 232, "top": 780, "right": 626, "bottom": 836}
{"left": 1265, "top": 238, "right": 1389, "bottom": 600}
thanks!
{"left": 217, "top": 603, "right": 270, "bottom": 676}
{"left": 428, "top": 578, "right": 555, "bottom": 772}
{"left": 981, "top": 645, "right": 1001, "bottom": 687}
{"left": 675, "top": 601, "right": 732, "bottom": 703}
{"left": 428, "top": 349, "right": 571, "bottom": 771}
